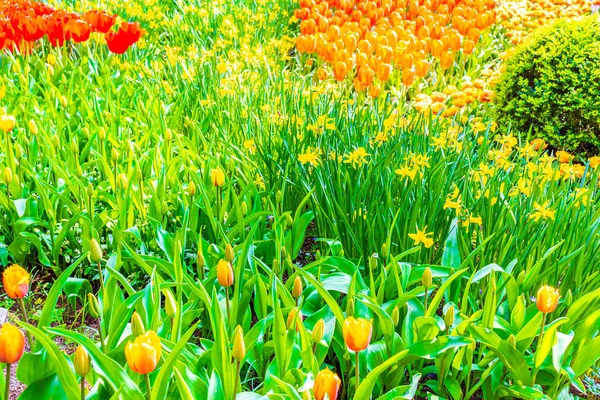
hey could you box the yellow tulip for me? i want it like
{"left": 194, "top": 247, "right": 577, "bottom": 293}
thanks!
{"left": 342, "top": 317, "right": 372, "bottom": 352}
{"left": 313, "top": 368, "right": 341, "bottom": 400}
{"left": 536, "top": 285, "right": 560, "bottom": 313}
{"left": 3, "top": 264, "right": 30, "bottom": 299}
{"left": 124, "top": 330, "right": 162, "bottom": 374}
{"left": 0, "top": 323, "right": 24, "bottom": 364}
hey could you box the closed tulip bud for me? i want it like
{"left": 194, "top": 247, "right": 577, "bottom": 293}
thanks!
{"left": 90, "top": 238, "right": 103, "bottom": 263}
{"left": 164, "top": 129, "right": 172, "bottom": 142}
{"left": 217, "top": 259, "right": 234, "bottom": 287}
{"left": 98, "top": 127, "right": 106, "bottom": 141}
{"left": 381, "top": 243, "right": 389, "bottom": 259}
{"left": 292, "top": 276, "right": 303, "bottom": 299}
{"left": 188, "top": 181, "right": 196, "bottom": 197}
{"left": 313, "top": 369, "right": 341, "bottom": 400}
{"left": 28, "top": 120, "right": 38, "bottom": 135}
{"left": 211, "top": 168, "right": 225, "bottom": 187}
{"left": 70, "top": 139, "right": 78, "bottom": 154}
{"left": 241, "top": 201, "right": 248, "bottom": 216}
{"left": 197, "top": 247, "right": 206, "bottom": 267}
{"left": 391, "top": 306, "right": 400, "bottom": 327}
{"left": 0, "top": 323, "right": 25, "bottom": 364}
{"left": 4, "top": 166, "right": 12, "bottom": 185}
{"left": 273, "top": 259, "right": 280, "bottom": 274}
{"left": 507, "top": 334, "right": 516, "bottom": 347}
{"left": 164, "top": 289, "right": 177, "bottom": 318}
{"left": 444, "top": 306, "right": 455, "bottom": 330}
{"left": 125, "top": 330, "right": 161, "bottom": 374}
{"left": 87, "top": 183, "right": 94, "bottom": 198}
{"left": 564, "top": 290, "right": 572, "bottom": 307}
{"left": 3, "top": 264, "right": 29, "bottom": 299}
{"left": 287, "top": 307, "right": 303, "bottom": 331}
{"left": 225, "top": 243, "right": 235, "bottom": 262}
{"left": 87, "top": 293, "right": 100, "bottom": 319}
{"left": 118, "top": 173, "right": 128, "bottom": 189}
{"left": 346, "top": 298, "right": 354, "bottom": 318}
{"left": 422, "top": 267, "right": 432, "bottom": 288}
{"left": 536, "top": 285, "right": 560, "bottom": 313}
{"left": 111, "top": 147, "right": 119, "bottom": 163}
{"left": 315, "top": 250, "right": 322, "bottom": 261}
{"left": 286, "top": 214, "right": 294, "bottom": 228}
{"left": 312, "top": 319, "right": 325, "bottom": 343}
{"left": 15, "top": 144, "right": 23, "bottom": 159}
{"left": 0, "top": 114, "right": 15, "bottom": 133}
{"left": 52, "top": 134, "right": 60, "bottom": 149}
{"left": 281, "top": 246, "right": 287, "bottom": 260}
{"left": 339, "top": 249, "right": 344, "bottom": 257}
{"left": 232, "top": 325, "right": 245, "bottom": 360}
{"left": 369, "top": 254, "right": 377, "bottom": 271}
{"left": 161, "top": 201, "right": 168, "bottom": 215}
{"left": 276, "top": 190, "right": 282, "bottom": 203}
{"left": 342, "top": 317, "right": 373, "bottom": 352}
{"left": 74, "top": 345, "right": 91, "bottom": 377}
{"left": 131, "top": 312, "right": 145, "bottom": 337}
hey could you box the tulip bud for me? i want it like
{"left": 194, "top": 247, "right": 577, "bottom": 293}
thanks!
{"left": 281, "top": 246, "right": 287, "bottom": 260}
{"left": 381, "top": 243, "right": 389, "bottom": 259}
{"left": 52, "top": 134, "right": 60, "bottom": 149}
{"left": 536, "top": 285, "right": 560, "bottom": 313}
{"left": 164, "top": 289, "right": 177, "bottom": 318}
{"left": 564, "top": 290, "right": 572, "bottom": 307}
{"left": 211, "top": 168, "right": 225, "bottom": 187}
{"left": 131, "top": 312, "right": 145, "bottom": 337}
{"left": 315, "top": 250, "right": 322, "bottom": 261}
{"left": 225, "top": 243, "right": 234, "bottom": 262}
{"left": 444, "top": 306, "right": 455, "bottom": 330}
{"left": 0, "top": 323, "right": 25, "bottom": 364}
{"left": 292, "top": 276, "right": 303, "bottom": 299}
{"left": 111, "top": 147, "right": 119, "bottom": 163}
{"left": 286, "top": 214, "right": 294, "bottom": 228}
{"left": 391, "top": 306, "right": 400, "bottom": 327}
{"left": 232, "top": 325, "right": 245, "bottom": 360}
{"left": 4, "top": 166, "right": 12, "bottom": 185}
{"left": 241, "top": 201, "right": 248, "bottom": 216}
{"left": 98, "top": 127, "right": 106, "bottom": 141}
{"left": 346, "top": 298, "right": 354, "bottom": 318}
{"left": 188, "top": 181, "right": 196, "bottom": 197}
{"left": 74, "top": 345, "right": 91, "bottom": 377}
{"left": 312, "top": 319, "right": 325, "bottom": 343}
{"left": 276, "top": 190, "right": 282, "bottom": 203}
{"left": 28, "top": 120, "right": 38, "bottom": 135}
{"left": 164, "top": 129, "right": 172, "bottom": 142}
{"left": 70, "top": 139, "right": 78, "bottom": 154}
{"left": 87, "top": 293, "right": 100, "bottom": 319}
{"left": 87, "top": 183, "right": 94, "bottom": 198}
{"left": 273, "top": 259, "right": 280, "bottom": 274}
{"left": 217, "top": 259, "right": 234, "bottom": 287}
{"left": 369, "top": 254, "right": 377, "bottom": 271}
{"left": 90, "top": 238, "right": 103, "bottom": 263}
{"left": 161, "top": 201, "right": 168, "bottom": 215}
{"left": 15, "top": 144, "right": 23, "bottom": 159}
{"left": 287, "top": 307, "right": 303, "bottom": 331}
{"left": 197, "top": 247, "right": 206, "bottom": 267}
{"left": 516, "top": 270, "right": 525, "bottom": 286}
{"left": 422, "top": 267, "right": 432, "bottom": 288}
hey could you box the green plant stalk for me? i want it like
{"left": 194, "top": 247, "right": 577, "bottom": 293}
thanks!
{"left": 424, "top": 287, "right": 428, "bottom": 312}
{"left": 80, "top": 376, "right": 85, "bottom": 400}
{"left": 18, "top": 298, "right": 33, "bottom": 347}
{"left": 145, "top": 373, "right": 151, "bottom": 400}
{"left": 234, "top": 360, "right": 241, "bottom": 397}
{"left": 226, "top": 286, "right": 231, "bottom": 323}
{"left": 97, "top": 318, "right": 106, "bottom": 352}
{"left": 355, "top": 351, "right": 360, "bottom": 393}
{"left": 5, "top": 363, "right": 10, "bottom": 400}
{"left": 532, "top": 312, "right": 547, "bottom": 385}
{"left": 97, "top": 261, "right": 106, "bottom": 298}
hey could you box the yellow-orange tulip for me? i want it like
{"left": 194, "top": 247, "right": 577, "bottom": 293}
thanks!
{"left": 210, "top": 168, "right": 225, "bottom": 187}
{"left": 3, "top": 264, "right": 30, "bottom": 299}
{"left": 124, "top": 330, "right": 162, "bottom": 374}
{"left": 342, "top": 317, "right": 372, "bottom": 352}
{"left": 536, "top": 286, "right": 560, "bottom": 313}
{"left": 0, "top": 323, "right": 25, "bottom": 364}
{"left": 217, "top": 259, "right": 234, "bottom": 287}
{"left": 313, "top": 368, "right": 341, "bottom": 400}
{"left": 74, "top": 345, "right": 91, "bottom": 377}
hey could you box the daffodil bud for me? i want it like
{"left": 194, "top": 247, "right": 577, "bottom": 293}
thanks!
{"left": 312, "top": 319, "right": 324, "bottom": 343}
{"left": 87, "top": 293, "right": 100, "bottom": 319}
{"left": 3, "top": 167, "right": 12, "bottom": 185}
{"left": 164, "top": 289, "right": 177, "bottom": 318}
{"left": 422, "top": 267, "right": 432, "bottom": 288}
{"left": 391, "top": 306, "right": 400, "bottom": 327}
{"left": 89, "top": 238, "right": 103, "bottom": 263}
{"left": 292, "top": 276, "right": 303, "bottom": 299}
{"left": 232, "top": 325, "right": 245, "bottom": 360}
{"left": 74, "top": 345, "right": 91, "bottom": 377}
{"left": 444, "top": 306, "right": 455, "bottom": 330}
{"left": 188, "top": 181, "right": 196, "bottom": 197}
{"left": 225, "top": 243, "right": 234, "bottom": 262}
{"left": 131, "top": 312, "right": 145, "bottom": 337}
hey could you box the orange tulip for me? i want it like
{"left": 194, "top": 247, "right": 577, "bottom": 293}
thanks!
{"left": 217, "top": 259, "right": 234, "bottom": 287}
{"left": 313, "top": 368, "right": 341, "bottom": 400}
{"left": 3, "top": 264, "right": 30, "bottom": 299}
{"left": 333, "top": 61, "right": 348, "bottom": 81}
{"left": 343, "top": 317, "right": 373, "bottom": 352}
{"left": 536, "top": 286, "right": 560, "bottom": 313}
{"left": 0, "top": 323, "right": 24, "bottom": 364}
{"left": 124, "top": 330, "right": 162, "bottom": 374}
{"left": 530, "top": 138, "right": 547, "bottom": 151}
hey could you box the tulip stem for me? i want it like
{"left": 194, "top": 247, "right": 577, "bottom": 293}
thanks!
{"left": 532, "top": 313, "right": 547, "bottom": 385}
{"left": 355, "top": 351, "right": 360, "bottom": 392}
{"left": 225, "top": 286, "right": 231, "bottom": 323}
{"left": 97, "top": 319, "right": 106, "bottom": 352}
{"left": 80, "top": 377, "right": 86, "bottom": 400}
{"left": 145, "top": 373, "right": 151, "bottom": 400}
{"left": 97, "top": 261, "right": 106, "bottom": 298}
{"left": 424, "top": 287, "right": 428, "bottom": 312}
{"left": 5, "top": 363, "right": 10, "bottom": 400}
{"left": 234, "top": 359, "right": 241, "bottom": 397}
{"left": 18, "top": 298, "right": 33, "bottom": 348}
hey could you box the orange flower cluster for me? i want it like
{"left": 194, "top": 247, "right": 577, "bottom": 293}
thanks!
{"left": 496, "top": 0, "right": 591, "bottom": 44}
{"left": 294, "top": 0, "right": 496, "bottom": 94}
{"left": 413, "top": 79, "right": 494, "bottom": 116}
{"left": 0, "top": 0, "right": 143, "bottom": 54}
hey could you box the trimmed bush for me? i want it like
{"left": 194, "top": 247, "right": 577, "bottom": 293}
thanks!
{"left": 494, "top": 16, "right": 600, "bottom": 155}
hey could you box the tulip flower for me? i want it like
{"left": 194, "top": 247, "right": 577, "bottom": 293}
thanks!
{"left": 343, "top": 317, "right": 372, "bottom": 390}
{"left": 211, "top": 168, "right": 225, "bottom": 187}
{"left": 232, "top": 325, "right": 245, "bottom": 396}
{"left": 3, "top": 264, "right": 29, "bottom": 299}
{"left": 217, "top": 259, "right": 234, "bottom": 321}
{"left": 313, "top": 368, "right": 341, "bottom": 400}
{"left": 105, "top": 21, "right": 144, "bottom": 54}
{"left": 125, "top": 330, "right": 161, "bottom": 399}
{"left": 0, "top": 323, "right": 25, "bottom": 400}
{"left": 536, "top": 285, "right": 560, "bottom": 313}
{"left": 74, "top": 345, "right": 91, "bottom": 400}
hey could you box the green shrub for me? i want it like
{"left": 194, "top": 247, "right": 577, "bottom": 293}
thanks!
{"left": 494, "top": 16, "right": 600, "bottom": 156}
